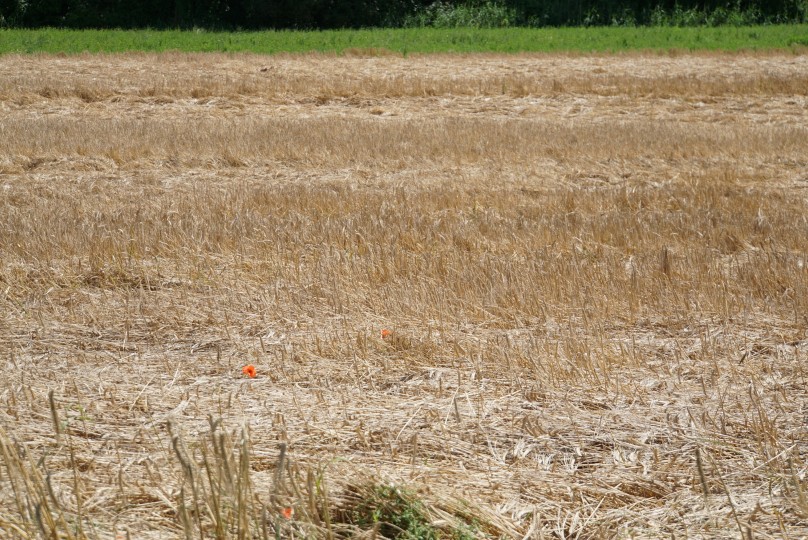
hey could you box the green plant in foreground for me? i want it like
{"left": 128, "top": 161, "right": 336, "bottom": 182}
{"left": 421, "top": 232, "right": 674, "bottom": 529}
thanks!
{"left": 347, "top": 483, "right": 480, "bottom": 539}
{"left": 350, "top": 484, "right": 439, "bottom": 539}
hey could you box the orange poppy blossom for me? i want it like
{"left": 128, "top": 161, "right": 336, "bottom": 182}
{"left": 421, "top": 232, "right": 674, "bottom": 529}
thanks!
{"left": 281, "top": 507, "right": 294, "bottom": 519}
{"left": 242, "top": 364, "right": 257, "bottom": 378}
{"left": 381, "top": 329, "right": 393, "bottom": 339}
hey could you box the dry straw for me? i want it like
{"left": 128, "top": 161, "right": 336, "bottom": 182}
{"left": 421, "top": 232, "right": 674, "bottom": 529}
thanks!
{"left": 0, "top": 51, "right": 807, "bottom": 539}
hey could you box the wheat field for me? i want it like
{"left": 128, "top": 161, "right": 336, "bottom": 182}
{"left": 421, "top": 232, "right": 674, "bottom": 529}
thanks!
{"left": 1, "top": 51, "right": 807, "bottom": 539}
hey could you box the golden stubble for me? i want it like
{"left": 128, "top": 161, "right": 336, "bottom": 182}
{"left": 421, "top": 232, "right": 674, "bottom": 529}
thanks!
{"left": 0, "top": 51, "right": 807, "bottom": 539}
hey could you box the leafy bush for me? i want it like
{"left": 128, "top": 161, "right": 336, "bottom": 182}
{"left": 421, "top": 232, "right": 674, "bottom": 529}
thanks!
{"left": 649, "top": 3, "right": 762, "bottom": 27}
{"left": 404, "top": 1, "right": 518, "bottom": 28}
{"left": 786, "top": 0, "right": 808, "bottom": 23}
{"left": 610, "top": 8, "right": 637, "bottom": 27}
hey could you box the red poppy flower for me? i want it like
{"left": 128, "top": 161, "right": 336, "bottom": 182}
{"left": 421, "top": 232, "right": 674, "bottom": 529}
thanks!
{"left": 381, "top": 329, "right": 392, "bottom": 339}
{"left": 281, "top": 507, "right": 293, "bottom": 519}
{"left": 242, "top": 364, "right": 257, "bottom": 378}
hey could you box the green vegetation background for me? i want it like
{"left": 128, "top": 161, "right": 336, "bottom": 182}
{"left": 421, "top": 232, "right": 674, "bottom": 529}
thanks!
{"left": 1, "top": 25, "right": 807, "bottom": 54}
{"left": 1, "top": 0, "right": 807, "bottom": 30}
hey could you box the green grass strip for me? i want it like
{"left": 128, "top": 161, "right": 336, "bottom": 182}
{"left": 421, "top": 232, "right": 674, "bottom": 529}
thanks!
{"left": 1, "top": 26, "right": 807, "bottom": 55}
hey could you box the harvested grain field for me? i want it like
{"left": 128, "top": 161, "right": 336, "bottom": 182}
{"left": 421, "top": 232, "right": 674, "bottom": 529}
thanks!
{"left": 1, "top": 52, "right": 807, "bottom": 539}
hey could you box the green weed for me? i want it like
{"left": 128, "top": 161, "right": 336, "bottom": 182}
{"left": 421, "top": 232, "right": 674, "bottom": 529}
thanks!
{"left": 345, "top": 483, "right": 480, "bottom": 539}
{"left": 350, "top": 484, "right": 438, "bottom": 539}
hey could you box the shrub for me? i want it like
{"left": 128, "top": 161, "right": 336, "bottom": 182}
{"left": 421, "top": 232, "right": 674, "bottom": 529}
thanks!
{"left": 404, "top": 1, "right": 518, "bottom": 28}
{"left": 649, "top": 2, "right": 763, "bottom": 27}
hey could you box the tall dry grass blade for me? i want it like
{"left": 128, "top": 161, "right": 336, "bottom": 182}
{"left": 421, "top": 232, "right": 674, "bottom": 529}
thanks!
{"left": 704, "top": 450, "right": 746, "bottom": 539}
{"left": 48, "top": 390, "right": 62, "bottom": 443}
{"left": 695, "top": 447, "right": 710, "bottom": 502}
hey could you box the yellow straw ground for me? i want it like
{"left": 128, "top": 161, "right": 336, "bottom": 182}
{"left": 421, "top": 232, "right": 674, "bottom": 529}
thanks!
{"left": 0, "top": 51, "right": 807, "bottom": 538}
